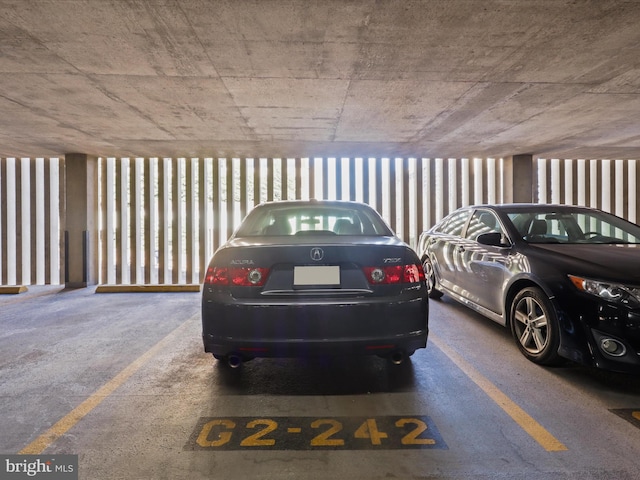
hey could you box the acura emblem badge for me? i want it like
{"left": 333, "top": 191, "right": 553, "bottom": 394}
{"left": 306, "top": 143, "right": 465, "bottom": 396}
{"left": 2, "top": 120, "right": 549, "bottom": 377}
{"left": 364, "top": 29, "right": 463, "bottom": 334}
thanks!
{"left": 310, "top": 247, "right": 324, "bottom": 261}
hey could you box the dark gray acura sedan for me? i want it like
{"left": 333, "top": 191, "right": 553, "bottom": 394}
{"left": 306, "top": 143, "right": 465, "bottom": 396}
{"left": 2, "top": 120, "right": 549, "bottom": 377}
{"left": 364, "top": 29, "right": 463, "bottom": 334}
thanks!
{"left": 418, "top": 203, "right": 640, "bottom": 374}
{"left": 202, "top": 200, "right": 429, "bottom": 367}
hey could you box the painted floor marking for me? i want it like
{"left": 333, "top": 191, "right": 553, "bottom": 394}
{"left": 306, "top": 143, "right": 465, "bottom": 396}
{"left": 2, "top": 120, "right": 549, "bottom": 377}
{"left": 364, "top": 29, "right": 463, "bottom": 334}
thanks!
{"left": 429, "top": 333, "right": 568, "bottom": 452}
{"left": 610, "top": 409, "right": 640, "bottom": 428}
{"left": 187, "top": 415, "right": 447, "bottom": 450}
{"left": 19, "top": 314, "right": 196, "bottom": 455}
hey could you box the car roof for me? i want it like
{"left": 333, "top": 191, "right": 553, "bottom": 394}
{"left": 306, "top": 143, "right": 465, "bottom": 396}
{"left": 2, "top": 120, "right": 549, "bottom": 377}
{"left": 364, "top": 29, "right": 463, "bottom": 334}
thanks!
{"left": 259, "top": 198, "right": 367, "bottom": 205}
{"left": 253, "top": 199, "right": 374, "bottom": 209}
{"left": 466, "top": 203, "right": 601, "bottom": 212}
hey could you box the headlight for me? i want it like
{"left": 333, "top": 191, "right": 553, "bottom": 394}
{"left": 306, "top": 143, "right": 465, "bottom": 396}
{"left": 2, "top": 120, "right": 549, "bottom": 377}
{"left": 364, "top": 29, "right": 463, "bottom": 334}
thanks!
{"left": 568, "top": 275, "right": 640, "bottom": 308}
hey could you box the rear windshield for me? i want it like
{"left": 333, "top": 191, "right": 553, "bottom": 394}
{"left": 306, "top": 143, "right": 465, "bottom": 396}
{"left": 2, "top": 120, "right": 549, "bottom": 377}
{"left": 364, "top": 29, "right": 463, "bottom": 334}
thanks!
{"left": 235, "top": 203, "right": 394, "bottom": 237}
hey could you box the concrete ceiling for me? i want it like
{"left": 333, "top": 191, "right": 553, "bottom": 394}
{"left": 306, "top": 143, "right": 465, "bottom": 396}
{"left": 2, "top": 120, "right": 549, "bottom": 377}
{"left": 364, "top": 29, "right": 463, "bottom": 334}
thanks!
{"left": 1, "top": 0, "right": 640, "bottom": 160}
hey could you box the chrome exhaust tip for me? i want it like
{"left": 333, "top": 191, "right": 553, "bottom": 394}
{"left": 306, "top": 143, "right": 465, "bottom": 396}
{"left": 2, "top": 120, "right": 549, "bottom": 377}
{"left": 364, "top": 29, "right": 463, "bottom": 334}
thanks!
{"left": 389, "top": 351, "right": 405, "bottom": 365}
{"left": 227, "top": 354, "right": 243, "bottom": 368}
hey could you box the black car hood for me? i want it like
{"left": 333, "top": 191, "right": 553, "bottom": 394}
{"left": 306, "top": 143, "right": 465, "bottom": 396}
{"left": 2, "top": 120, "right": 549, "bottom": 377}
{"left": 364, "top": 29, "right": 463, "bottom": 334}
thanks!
{"left": 532, "top": 243, "right": 640, "bottom": 283}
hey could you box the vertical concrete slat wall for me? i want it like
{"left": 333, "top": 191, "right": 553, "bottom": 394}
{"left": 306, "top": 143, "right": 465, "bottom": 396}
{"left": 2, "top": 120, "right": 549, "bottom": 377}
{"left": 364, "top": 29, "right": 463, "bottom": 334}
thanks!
{"left": 159, "top": 158, "right": 169, "bottom": 284}
{"left": 536, "top": 158, "right": 639, "bottom": 223}
{"left": 144, "top": 158, "right": 155, "bottom": 284}
{"left": 0, "top": 159, "right": 6, "bottom": 284}
{"left": 0, "top": 157, "right": 63, "bottom": 286}
{"left": 186, "top": 159, "right": 196, "bottom": 285}
{"left": 133, "top": 158, "right": 144, "bottom": 284}
{"left": 171, "top": 158, "right": 180, "bottom": 284}
{"left": 1, "top": 156, "right": 640, "bottom": 287}
{"left": 92, "top": 157, "right": 504, "bottom": 286}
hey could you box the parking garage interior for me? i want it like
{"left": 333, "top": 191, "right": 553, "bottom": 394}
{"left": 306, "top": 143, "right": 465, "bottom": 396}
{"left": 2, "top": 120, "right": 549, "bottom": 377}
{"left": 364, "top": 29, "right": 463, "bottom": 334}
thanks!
{"left": 2, "top": 1, "right": 640, "bottom": 479}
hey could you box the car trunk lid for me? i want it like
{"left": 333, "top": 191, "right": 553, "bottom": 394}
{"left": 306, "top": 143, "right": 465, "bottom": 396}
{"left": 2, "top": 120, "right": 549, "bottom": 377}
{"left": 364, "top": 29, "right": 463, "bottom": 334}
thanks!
{"left": 211, "top": 237, "right": 419, "bottom": 298}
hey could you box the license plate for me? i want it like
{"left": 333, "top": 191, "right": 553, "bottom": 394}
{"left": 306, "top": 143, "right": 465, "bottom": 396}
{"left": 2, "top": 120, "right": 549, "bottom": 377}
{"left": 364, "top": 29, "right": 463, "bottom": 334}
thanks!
{"left": 293, "top": 266, "right": 340, "bottom": 286}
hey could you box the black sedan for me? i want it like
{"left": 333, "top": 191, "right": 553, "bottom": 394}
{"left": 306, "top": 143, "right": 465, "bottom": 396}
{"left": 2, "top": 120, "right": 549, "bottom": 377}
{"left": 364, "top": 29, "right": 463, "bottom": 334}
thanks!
{"left": 202, "top": 200, "right": 429, "bottom": 367}
{"left": 418, "top": 203, "right": 640, "bottom": 374}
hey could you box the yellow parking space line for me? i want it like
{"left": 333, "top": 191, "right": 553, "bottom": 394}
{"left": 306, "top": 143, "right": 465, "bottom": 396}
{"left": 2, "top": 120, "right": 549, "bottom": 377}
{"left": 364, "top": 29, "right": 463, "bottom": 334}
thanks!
{"left": 429, "top": 333, "right": 568, "bottom": 452}
{"left": 19, "top": 315, "right": 197, "bottom": 455}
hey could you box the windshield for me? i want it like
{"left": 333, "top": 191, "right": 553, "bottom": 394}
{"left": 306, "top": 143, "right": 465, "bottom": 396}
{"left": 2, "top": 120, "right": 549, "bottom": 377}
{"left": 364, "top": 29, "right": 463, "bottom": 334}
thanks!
{"left": 235, "top": 203, "right": 394, "bottom": 237}
{"left": 507, "top": 209, "right": 640, "bottom": 244}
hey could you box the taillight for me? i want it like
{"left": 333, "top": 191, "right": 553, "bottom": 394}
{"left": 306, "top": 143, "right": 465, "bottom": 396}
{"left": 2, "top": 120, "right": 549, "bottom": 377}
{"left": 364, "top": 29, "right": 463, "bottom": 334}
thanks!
{"left": 204, "top": 266, "right": 269, "bottom": 286}
{"left": 204, "top": 267, "right": 228, "bottom": 285}
{"left": 363, "top": 264, "right": 425, "bottom": 285}
{"left": 363, "top": 266, "right": 402, "bottom": 284}
{"left": 404, "top": 264, "right": 425, "bottom": 283}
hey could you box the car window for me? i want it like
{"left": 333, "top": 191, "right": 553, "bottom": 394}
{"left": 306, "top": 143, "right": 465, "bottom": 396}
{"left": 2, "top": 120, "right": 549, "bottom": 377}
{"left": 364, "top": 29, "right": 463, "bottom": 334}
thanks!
{"left": 435, "top": 210, "right": 469, "bottom": 237}
{"left": 465, "top": 211, "right": 504, "bottom": 241}
{"left": 508, "top": 210, "right": 640, "bottom": 244}
{"left": 236, "top": 203, "right": 394, "bottom": 237}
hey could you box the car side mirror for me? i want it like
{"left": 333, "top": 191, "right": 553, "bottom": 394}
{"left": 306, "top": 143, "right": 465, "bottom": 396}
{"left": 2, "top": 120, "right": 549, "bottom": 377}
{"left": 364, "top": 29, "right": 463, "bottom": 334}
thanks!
{"left": 477, "top": 232, "right": 511, "bottom": 248}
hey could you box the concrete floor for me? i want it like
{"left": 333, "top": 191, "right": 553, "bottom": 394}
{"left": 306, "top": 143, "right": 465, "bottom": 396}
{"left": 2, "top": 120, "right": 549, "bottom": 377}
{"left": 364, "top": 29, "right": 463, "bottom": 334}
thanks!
{"left": 2, "top": 287, "right": 640, "bottom": 479}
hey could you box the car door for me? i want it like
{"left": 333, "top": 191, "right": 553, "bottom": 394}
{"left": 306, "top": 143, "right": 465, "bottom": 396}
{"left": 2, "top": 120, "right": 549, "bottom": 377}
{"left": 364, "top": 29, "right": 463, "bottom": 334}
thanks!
{"left": 455, "top": 209, "right": 511, "bottom": 315}
{"left": 427, "top": 209, "right": 471, "bottom": 294}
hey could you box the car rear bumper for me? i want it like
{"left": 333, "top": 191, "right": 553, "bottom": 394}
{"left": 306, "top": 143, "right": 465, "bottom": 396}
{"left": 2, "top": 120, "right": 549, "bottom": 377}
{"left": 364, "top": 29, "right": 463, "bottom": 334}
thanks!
{"left": 202, "top": 291, "right": 428, "bottom": 358}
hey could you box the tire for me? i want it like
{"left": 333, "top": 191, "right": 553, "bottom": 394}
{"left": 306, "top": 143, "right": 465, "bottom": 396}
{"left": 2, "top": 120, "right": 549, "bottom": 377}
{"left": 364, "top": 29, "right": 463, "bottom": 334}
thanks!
{"left": 509, "top": 287, "right": 562, "bottom": 366}
{"left": 422, "top": 256, "right": 443, "bottom": 299}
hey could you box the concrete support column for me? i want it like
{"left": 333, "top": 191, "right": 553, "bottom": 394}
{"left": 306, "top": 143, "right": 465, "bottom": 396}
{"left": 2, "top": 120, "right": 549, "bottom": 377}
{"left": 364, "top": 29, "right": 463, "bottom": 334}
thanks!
{"left": 64, "top": 153, "right": 99, "bottom": 287}
{"left": 503, "top": 154, "right": 535, "bottom": 203}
